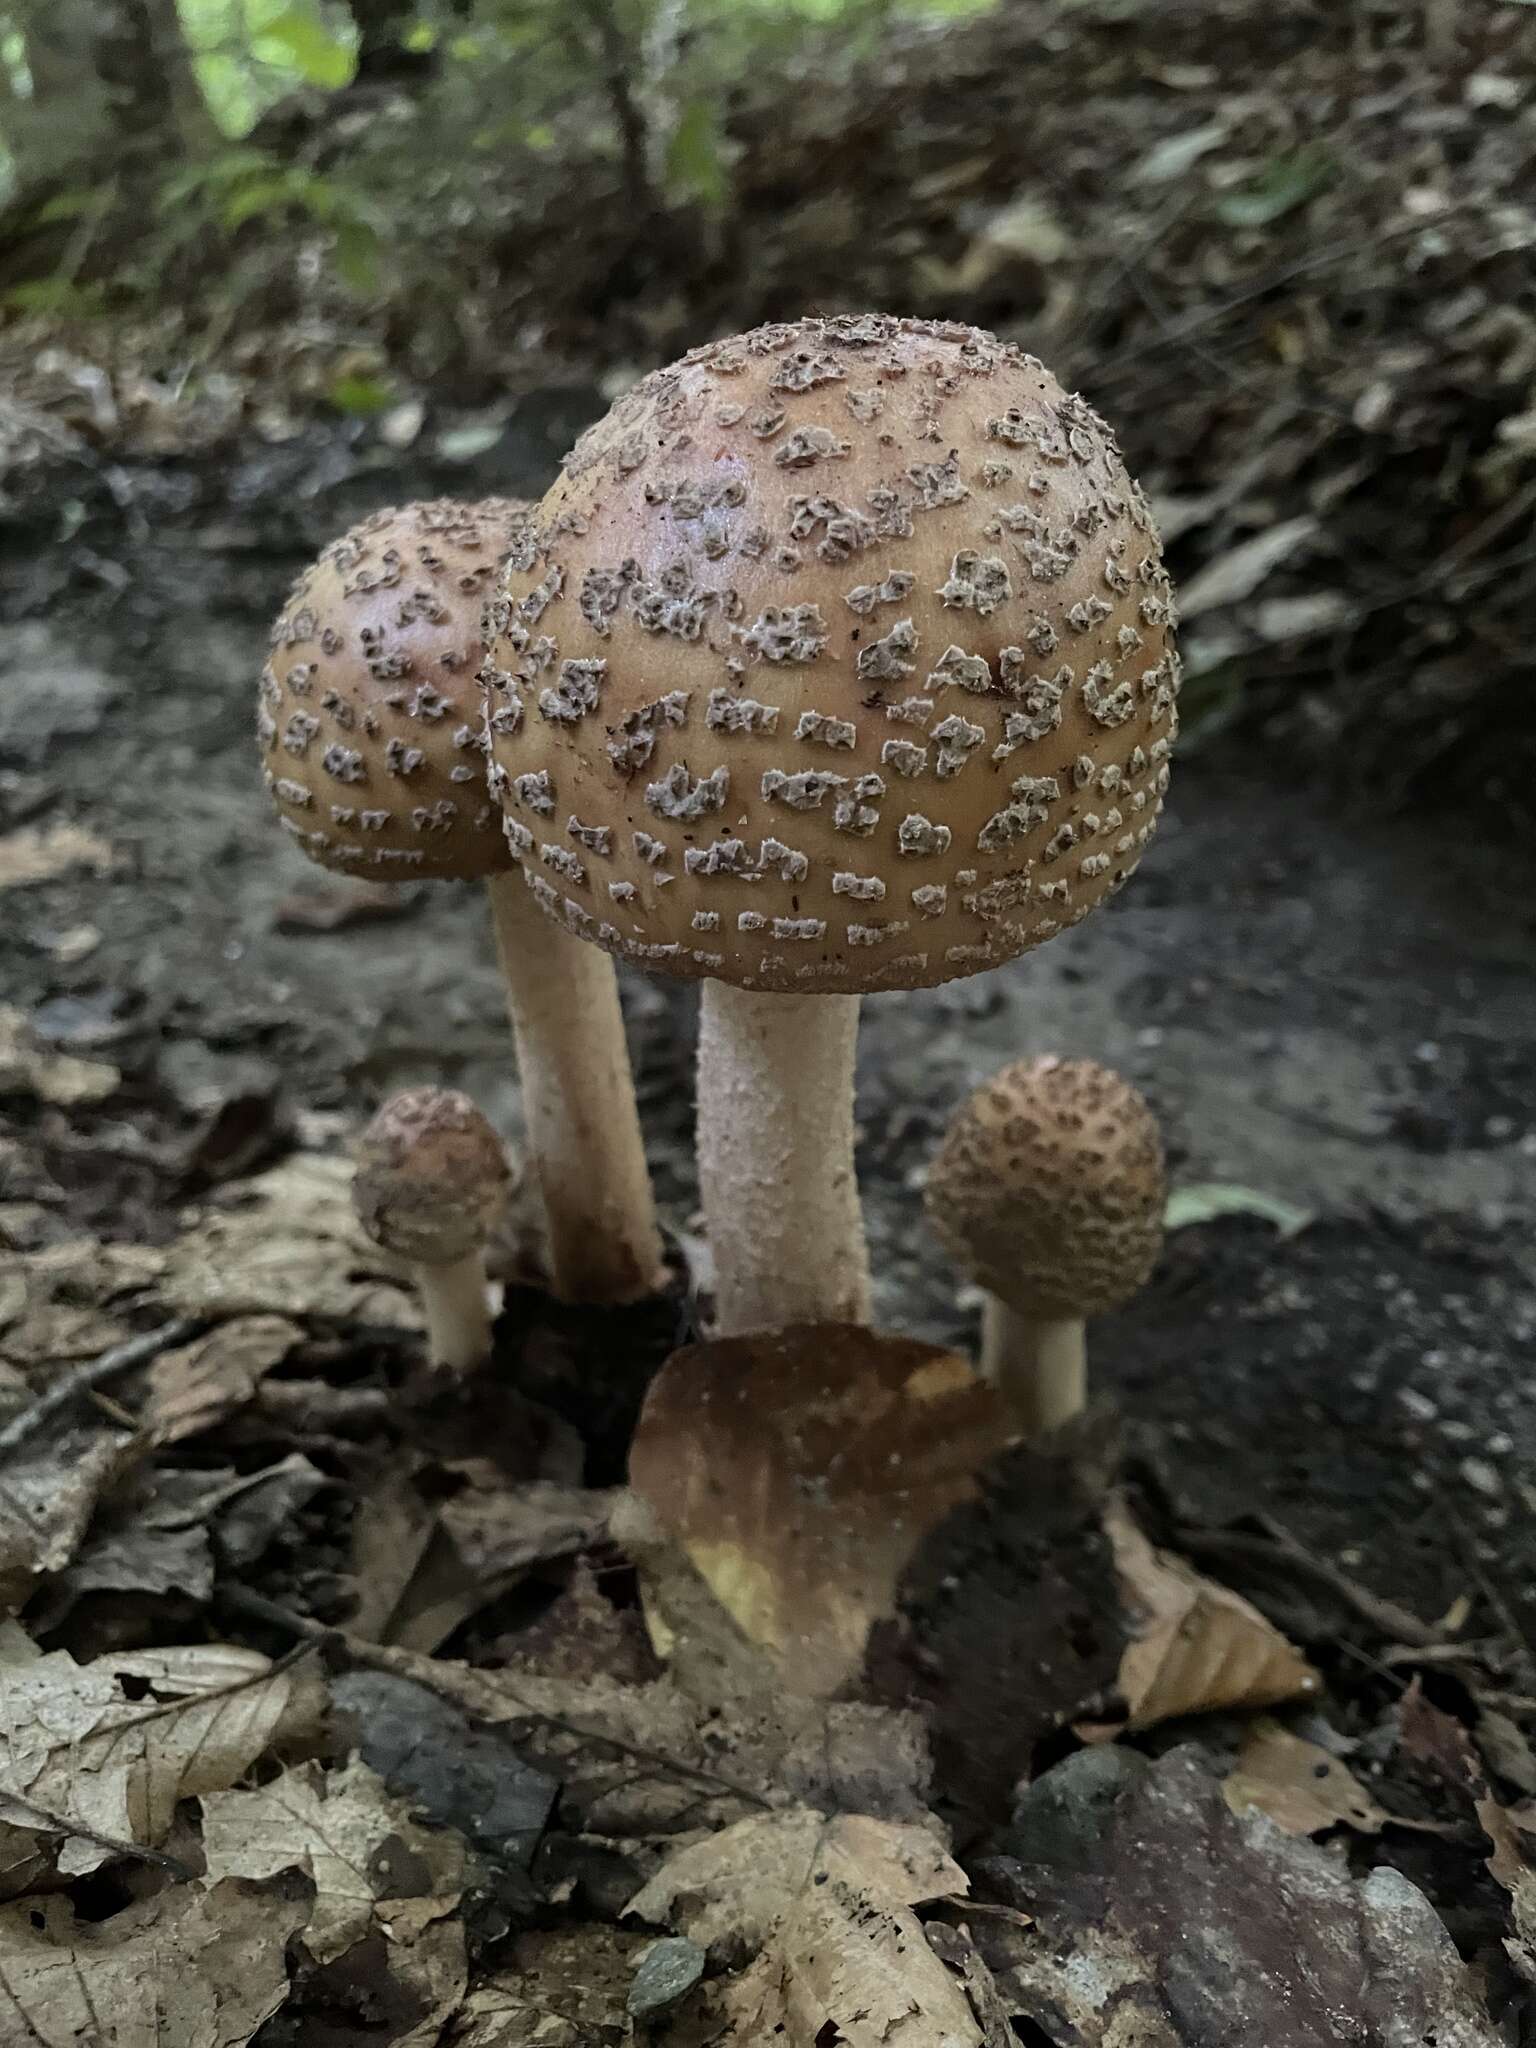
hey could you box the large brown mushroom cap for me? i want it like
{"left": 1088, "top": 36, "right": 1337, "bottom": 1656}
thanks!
{"left": 261, "top": 498, "right": 534, "bottom": 880}
{"left": 925, "top": 1056, "right": 1166, "bottom": 1318}
{"left": 483, "top": 316, "right": 1177, "bottom": 993}
{"left": 353, "top": 1085, "right": 512, "bottom": 1266}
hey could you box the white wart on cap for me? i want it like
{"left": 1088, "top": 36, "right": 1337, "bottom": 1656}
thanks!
{"left": 261, "top": 498, "right": 534, "bottom": 879}
{"left": 483, "top": 314, "right": 1178, "bottom": 993}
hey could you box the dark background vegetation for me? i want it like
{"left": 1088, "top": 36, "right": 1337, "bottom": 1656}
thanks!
{"left": 2, "top": 0, "right": 1534, "bottom": 820}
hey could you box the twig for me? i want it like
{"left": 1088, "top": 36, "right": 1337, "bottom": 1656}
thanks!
{"left": 220, "top": 1586, "right": 772, "bottom": 1812}
{"left": 0, "top": 1317, "right": 206, "bottom": 1461}
{"left": 0, "top": 1789, "right": 195, "bottom": 1882}
{"left": 1178, "top": 1518, "right": 1444, "bottom": 1647}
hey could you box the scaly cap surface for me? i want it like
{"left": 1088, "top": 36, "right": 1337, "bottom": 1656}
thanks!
{"left": 484, "top": 316, "right": 1178, "bottom": 993}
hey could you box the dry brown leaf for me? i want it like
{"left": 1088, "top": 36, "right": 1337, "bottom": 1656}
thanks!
{"left": 0, "top": 1236, "right": 167, "bottom": 1369}
{"left": 273, "top": 880, "right": 421, "bottom": 932}
{"left": 627, "top": 1323, "right": 1015, "bottom": 1697}
{"left": 0, "top": 822, "right": 116, "bottom": 891}
{"left": 202, "top": 1755, "right": 466, "bottom": 1966}
{"left": 0, "top": 1640, "right": 324, "bottom": 1890}
{"left": 141, "top": 1314, "right": 302, "bottom": 1444}
{"left": 1221, "top": 1716, "right": 1386, "bottom": 1836}
{"left": 0, "top": 1421, "right": 138, "bottom": 1608}
{"left": 628, "top": 1807, "right": 964, "bottom": 1966}
{"left": 1103, "top": 1496, "right": 1319, "bottom": 1730}
{"left": 0, "top": 1003, "right": 120, "bottom": 1105}
{"left": 0, "top": 1876, "right": 308, "bottom": 2048}
{"left": 651, "top": 1810, "right": 980, "bottom": 2047}
{"left": 159, "top": 1153, "right": 419, "bottom": 1327}
{"left": 452, "top": 1927, "right": 656, "bottom": 2048}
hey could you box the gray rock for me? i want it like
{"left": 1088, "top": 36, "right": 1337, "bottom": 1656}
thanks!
{"left": 627, "top": 1936, "right": 706, "bottom": 2020}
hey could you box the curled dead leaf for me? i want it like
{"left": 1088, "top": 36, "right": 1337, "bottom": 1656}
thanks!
{"left": 1102, "top": 1496, "right": 1319, "bottom": 1731}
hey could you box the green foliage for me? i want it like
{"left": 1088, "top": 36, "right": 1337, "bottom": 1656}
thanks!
{"left": 1216, "top": 146, "right": 1334, "bottom": 229}
{"left": 327, "top": 370, "right": 395, "bottom": 414}
{"left": 156, "top": 146, "right": 382, "bottom": 292}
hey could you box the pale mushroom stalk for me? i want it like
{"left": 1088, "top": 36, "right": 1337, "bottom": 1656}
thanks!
{"left": 486, "top": 871, "right": 663, "bottom": 1303}
{"left": 980, "top": 1300, "right": 1086, "bottom": 1435}
{"left": 696, "top": 983, "right": 870, "bottom": 1336}
{"left": 416, "top": 1251, "right": 495, "bottom": 1372}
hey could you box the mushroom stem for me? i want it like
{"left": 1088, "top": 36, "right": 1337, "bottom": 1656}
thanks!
{"left": 980, "top": 1299, "right": 1087, "bottom": 1435}
{"left": 418, "top": 1250, "right": 494, "bottom": 1370}
{"left": 486, "top": 872, "right": 664, "bottom": 1304}
{"left": 696, "top": 982, "right": 871, "bottom": 1336}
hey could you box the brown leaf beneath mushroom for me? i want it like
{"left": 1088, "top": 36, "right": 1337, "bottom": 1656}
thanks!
{"left": 1221, "top": 1716, "right": 1387, "bottom": 1836}
{"left": 625, "top": 1322, "right": 1016, "bottom": 1697}
{"left": 1098, "top": 1494, "right": 1319, "bottom": 1731}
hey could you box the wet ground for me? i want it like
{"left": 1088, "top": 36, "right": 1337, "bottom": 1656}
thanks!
{"left": 3, "top": 404, "right": 1534, "bottom": 1654}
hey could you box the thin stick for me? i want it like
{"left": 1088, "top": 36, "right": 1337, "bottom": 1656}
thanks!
{"left": 0, "top": 1790, "right": 195, "bottom": 1882}
{"left": 221, "top": 1586, "right": 771, "bottom": 1811}
{"left": 0, "top": 1317, "right": 205, "bottom": 1460}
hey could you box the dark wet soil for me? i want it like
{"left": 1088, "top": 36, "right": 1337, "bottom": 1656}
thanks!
{"left": 4, "top": 420, "right": 1535, "bottom": 1950}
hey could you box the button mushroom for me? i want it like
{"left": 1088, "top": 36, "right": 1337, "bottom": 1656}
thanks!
{"left": 260, "top": 498, "right": 664, "bottom": 1305}
{"left": 925, "top": 1056, "right": 1166, "bottom": 1433}
{"left": 482, "top": 316, "right": 1179, "bottom": 1336}
{"left": 352, "top": 1085, "right": 512, "bottom": 1369}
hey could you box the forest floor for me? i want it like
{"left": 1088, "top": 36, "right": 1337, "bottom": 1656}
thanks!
{"left": 1, "top": 416, "right": 1534, "bottom": 2042}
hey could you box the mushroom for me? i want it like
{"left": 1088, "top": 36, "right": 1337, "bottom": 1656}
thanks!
{"left": 352, "top": 1085, "right": 512, "bottom": 1369}
{"left": 925, "top": 1056, "right": 1166, "bottom": 1433}
{"left": 260, "top": 498, "right": 664, "bottom": 1305}
{"left": 481, "top": 316, "right": 1179, "bottom": 1336}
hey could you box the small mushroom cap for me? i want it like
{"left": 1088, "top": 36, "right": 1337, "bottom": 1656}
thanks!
{"left": 353, "top": 1085, "right": 511, "bottom": 1266}
{"left": 483, "top": 315, "right": 1177, "bottom": 993}
{"left": 261, "top": 498, "right": 534, "bottom": 881}
{"left": 925, "top": 1056, "right": 1165, "bottom": 1318}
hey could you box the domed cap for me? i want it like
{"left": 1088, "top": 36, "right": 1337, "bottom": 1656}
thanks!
{"left": 352, "top": 1085, "right": 512, "bottom": 1266}
{"left": 261, "top": 498, "right": 534, "bottom": 880}
{"left": 925, "top": 1056, "right": 1165, "bottom": 1318}
{"left": 483, "top": 316, "right": 1178, "bottom": 994}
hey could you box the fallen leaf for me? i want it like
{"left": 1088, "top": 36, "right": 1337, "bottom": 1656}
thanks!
{"left": 0, "top": 1236, "right": 166, "bottom": 1368}
{"left": 0, "top": 1640, "right": 324, "bottom": 1889}
{"left": 629, "top": 1808, "right": 964, "bottom": 1967}
{"left": 0, "top": 1422, "right": 138, "bottom": 1608}
{"left": 437, "top": 1474, "right": 614, "bottom": 1579}
{"left": 669, "top": 1811, "right": 979, "bottom": 2047}
{"left": 1102, "top": 1496, "right": 1319, "bottom": 1730}
{"left": 453, "top": 1927, "right": 655, "bottom": 2048}
{"left": 0, "top": 1876, "right": 309, "bottom": 2048}
{"left": 0, "top": 1003, "right": 120, "bottom": 1105}
{"left": 1176, "top": 515, "right": 1319, "bottom": 618}
{"left": 626, "top": 1323, "right": 1015, "bottom": 1696}
{"left": 1222, "top": 1716, "right": 1386, "bottom": 1836}
{"left": 201, "top": 1755, "right": 466, "bottom": 1966}
{"left": 159, "top": 1153, "right": 419, "bottom": 1327}
{"left": 1164, "top": 1181, "right": 1314, "bottom": 1237}
{"left": 46, "top": 921, "right": 101, "bottom": 964}
{"left": 142, "top": 1315, "right": 303, "bottom": 1444}
{"left": 272, "top": 880, "right": 421, "bottom": 932}
{"left": 979, "top": 1746, "right": 1499, "bottom": 2044}
{"left": 0, "top": 822, "right": 116, "bottom": 891}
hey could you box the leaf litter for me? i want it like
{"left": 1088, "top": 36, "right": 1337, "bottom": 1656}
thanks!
{"left": 0, "top": 1121, "right": 1524, "bottom": 2039}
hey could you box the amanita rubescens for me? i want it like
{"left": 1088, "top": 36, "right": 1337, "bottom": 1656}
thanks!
{"left": 352, "top": 1085, "right": 511, "bottom": 1369}
{"left": 926, "top": 1055, "right": 1166, "bottom": 1433}
{"left": 480, "top": 317, "right": 1179, "bottom": 1335}
{"left": 259, "top": 498, "right": 664, "bottom": 1305}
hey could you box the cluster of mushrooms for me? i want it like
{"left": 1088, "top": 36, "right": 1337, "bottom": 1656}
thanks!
{"left": 259, "top": 313, "right": 1177, "bottom": 1445}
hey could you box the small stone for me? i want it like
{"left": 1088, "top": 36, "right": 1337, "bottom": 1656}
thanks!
{"left": 1397, "top": 1387, "right": 1437, "bottom": 1423}
{"left": 1460, "top": 1457, "right": 1502, "bottom": 1498}
{"left": 627, "top": 1937, "right": 706, "bottom": 2020}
